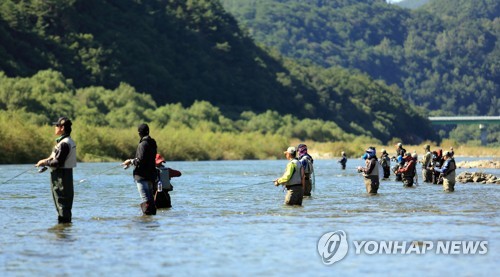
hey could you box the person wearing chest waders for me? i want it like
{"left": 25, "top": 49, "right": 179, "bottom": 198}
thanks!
{"left": 431, "top": 151, "right": 457, "bottom": 192}
{"left": 36, "top": 117, "right": 77, "bottom": 224}
{"left": 421, "top": 145, "right": 433, "bottom": 183}
{"left": 357, "top": 147, "right": 380, "bottom": 194}
{"left": 338, "top": 151, "right": 347, "bottom": 170}
{"left": 274, "top": 147, "right": 305, "bottom": 206}
{"left": 297, "top": 144, "right": 314, "bottom": 197}
{"left": 397, "top": 152, "right": 417, "bottom": 187}
{"left": 154, "top": 154, "right": 182, "bottom": 209}
{"left": 122, "top": 123, "right": 158, "bottom": 215}
{"left": 393, "top": 142, "right": 406, "bottom": 182}
{"left": 379, "top": 149, "right": 391, "bottom": 179}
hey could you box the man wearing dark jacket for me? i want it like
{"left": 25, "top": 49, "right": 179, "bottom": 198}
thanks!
{"left": 122, "top": 123, "right": 158, "bottom": 215}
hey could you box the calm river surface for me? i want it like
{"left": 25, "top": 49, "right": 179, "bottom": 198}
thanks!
{"left": 0, "top": 158, "right": 498, "bottom": 276}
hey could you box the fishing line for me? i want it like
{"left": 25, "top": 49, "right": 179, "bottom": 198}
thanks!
{"left": 78, "top": 163, "right": 123, "bottom": 183}
{"left": 311, "top": 169, "right": 316, "bottom": 192}
{"left": 223, "top": 180, "right": 273, "bottom": 190}
{"left": 1, "top": 168, "right": 35, "bottom": 184}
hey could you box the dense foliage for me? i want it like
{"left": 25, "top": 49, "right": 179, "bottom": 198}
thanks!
{"left": 0, "top": 69, "right": 384, "bottom": 163}
{"left": 393, "top": 0, "right": 430, "bottom": 9}
{"left": 0, "top": 0, "right": 435, "bottom": 148}
{"left": 221, "top": 0, "right": 500, "bottom": 117}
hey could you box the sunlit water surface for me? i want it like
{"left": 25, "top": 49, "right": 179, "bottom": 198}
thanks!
{"left": 0, "top": 158, "right": 498, "bottom": 276}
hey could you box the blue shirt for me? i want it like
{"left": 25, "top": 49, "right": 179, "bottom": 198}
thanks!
{"left": 434, "top": 158, "right": 455, "bottom": 174}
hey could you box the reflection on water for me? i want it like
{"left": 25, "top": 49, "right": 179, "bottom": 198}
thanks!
{"left": 0, "top": 158, "right": 498, "bottom": 276}
{"left": 47, "top": 223, "right": 75, "bottom": 241}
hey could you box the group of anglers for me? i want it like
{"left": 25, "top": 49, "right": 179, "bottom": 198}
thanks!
{"left": 274, "top": 141, "right": 458, "bottom": 206}
{"left": 32, "top": 116, "right": 457, "bottom": 222}
{"left": 35, "top": 118, "right": 182, "bottom": 222}
{"left": 355, "top": 143, "right": 457, "bottom": 195}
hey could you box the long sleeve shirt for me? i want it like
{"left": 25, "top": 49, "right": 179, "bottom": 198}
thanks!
{"left": 46, "top": 142, "right": 70, "bottom": 168}
{"left": 132, "top": 135, "right": 157, "bottom": 181}
{"left": 398, "top": 159, "right": 416, "bottom": 175}
{"left": 434, "top": 158, "right": 456, "bottom": 175}
{"left": 360, "top": 158, "right": 378, "bottom": 175}
{"left": 277, "top": 161, "right": 297, "bottom": 184}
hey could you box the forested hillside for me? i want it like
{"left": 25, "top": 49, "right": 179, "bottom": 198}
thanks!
{"left": 0, "top": 0, "right": 307, "bottom": 114}
{"left": 0, "top": 0, "right": 436, "bottom": 145}
{"left": 221, "top": 0, "right": 499, "bottom": 116}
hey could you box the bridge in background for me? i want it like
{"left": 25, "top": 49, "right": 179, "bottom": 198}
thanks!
{"left": 428, "top": 116, "right": 500, "bottom": 145}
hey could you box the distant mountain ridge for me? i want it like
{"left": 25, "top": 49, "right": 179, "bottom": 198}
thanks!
{"left": 0, "top": 0, "right": 438, "bottom": 143}
{"left": 221, "top": 0, "right": 499, "bottom": 117}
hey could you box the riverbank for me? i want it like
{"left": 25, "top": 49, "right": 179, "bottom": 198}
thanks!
{"left": 303, "top": 140, "right": 500, "bottom": 160}
{"left": 456, "top": 160, "right": 500, "bottom": 169}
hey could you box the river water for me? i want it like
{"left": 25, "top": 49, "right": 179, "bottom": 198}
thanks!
{"left": 0, "top": 158, "right": 498, "bottom": 276}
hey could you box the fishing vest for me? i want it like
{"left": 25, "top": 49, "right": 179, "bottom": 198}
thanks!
{"left": 443, "top": 158, "right": 456, "bottom": 176}
{"left": 422, "top": 151, "right": 432, "bottom": 167}
{"left": 50, "top": 136, "right": 77, "bottom": 168}
{"left": 286, "top": 159, "right": 303, "bottom": 187}
{"left": 402, "top": 160, "right": 416, "bottom": 178}
{"left": 299, "top": 155, "right": 313, "bottom": 174}
{"left": 366, "top": 158, "right": 380, "bottom": 177}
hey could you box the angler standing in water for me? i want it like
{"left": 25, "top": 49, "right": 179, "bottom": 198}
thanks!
{"left": 274, "top": 146, "right": 305, "bottom": 206}
{"left": 357, "top": 147, "right": 380, "bottom": 194}
{"left": 431, "top": 151, "right": 457, "bottom": 192}
{"left": 36, "top": 117, "right": 77, "bottom": 224}
{"left": 397, "top": 152, "right": 417, "bottom": 187}
{"left": 122, "top": 123, "right": 158, "bottom": 215}
{"left": 421, "top": 144, "right": 433, "bottom": 183}
{"left": 379, "top": 149, "right": 391, "bottom": 179}
{"left": 154, "top": 154, "right": 182, "bottom": 209}
{"left": 338, "top": 151, "right": 347, "bottom": 170}
{"left": 297, "top": 144, "right": 314, "bottom": 197}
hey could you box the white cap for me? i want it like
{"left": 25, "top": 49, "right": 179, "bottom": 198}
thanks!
{"left": 284, "top": 147, "right": 296, "bottom": 154}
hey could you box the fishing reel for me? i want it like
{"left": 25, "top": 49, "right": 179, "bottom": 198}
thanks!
{"left": 38, "top": 166, "right": 48, "bottom": 173}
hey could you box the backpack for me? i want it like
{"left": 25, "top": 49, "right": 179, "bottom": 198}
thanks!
{"left": 301, "top": 156, "right": 314, "bottom": 174}
{"left": 158, "top": 167, "right": 174, "bottom": 191}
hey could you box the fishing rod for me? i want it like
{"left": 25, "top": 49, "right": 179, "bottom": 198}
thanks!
{"left": 1, "top": 168, "right": 36, "bottom": 184}
{"left": 78, "top": 163, "right": 123, "bottom": 183}
{"left": 224, "top": 180, "right": 273, "bottom": 190}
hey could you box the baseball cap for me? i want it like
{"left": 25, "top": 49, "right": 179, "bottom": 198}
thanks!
{"left": 52, "top": 117, "right": 71, "bottom": 127}
{"left": 284, "top": 146, "right": 296, "bottom": 155}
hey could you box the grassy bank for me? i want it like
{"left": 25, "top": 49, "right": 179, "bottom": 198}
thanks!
{"left": 0, "top": 120, "right": 289, "bottom": 164}
{"left": 1, "top": 117, "right": 498, "bottom": 164}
